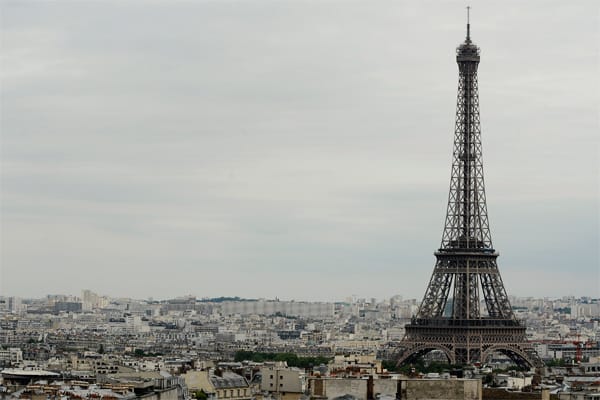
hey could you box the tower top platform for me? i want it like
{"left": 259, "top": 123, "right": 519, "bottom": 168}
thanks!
{"left": 457, "top": 10, "right": 480, "bottom": 63}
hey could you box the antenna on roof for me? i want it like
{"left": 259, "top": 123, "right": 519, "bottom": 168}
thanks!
{"left": 466, "top": 6, "right": 471, "bottom": 42}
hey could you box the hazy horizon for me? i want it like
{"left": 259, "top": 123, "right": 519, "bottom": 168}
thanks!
{"left": 6, "top": 291, "right": 596, "bottom": 304}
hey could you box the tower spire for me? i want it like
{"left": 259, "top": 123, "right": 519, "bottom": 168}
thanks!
{"left": 466, "top": 6, "right": 471, "bottom": 42}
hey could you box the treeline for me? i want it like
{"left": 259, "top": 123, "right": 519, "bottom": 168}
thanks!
{"left": 234, "top": 351, "right": 330, "bottom": 369}
{"left": 555, "top": 307, "right": 571, "bottom": 314}
{"left": 198, "top": 297, "right": 257, "bottom": 303}
{"left": 382, "top": 360, "right": 529, "bottom": 374}
{"left": 382, "top": 360, "right": 464, "bottom": 374}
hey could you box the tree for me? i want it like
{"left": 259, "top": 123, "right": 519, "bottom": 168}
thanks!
{"left": 483, "top": 373, "right": 494, "bottom": 386}
{"left": 233, "top": 351, "right": 331, "bottom": 368}
{"left": 134, "top": 349, "right": 146, "bottom": 357}
{"left": 193, "top": 390, "right": 208, "bottom": 400}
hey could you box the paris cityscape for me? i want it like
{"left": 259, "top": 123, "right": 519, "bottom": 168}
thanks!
{"left": 1, "top": 2, "right": 598, "bottom": 400}
{"left": 0, "top": 292, "right": 599, "bottom": 400}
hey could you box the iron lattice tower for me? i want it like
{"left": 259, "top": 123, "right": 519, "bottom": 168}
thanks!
{"left": 395, "top": 16, "right": 542, "bottom": 368}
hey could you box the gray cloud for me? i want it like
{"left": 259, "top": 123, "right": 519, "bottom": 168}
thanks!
{"left": 1, "top": 0, "right": 598, "bottom": 300}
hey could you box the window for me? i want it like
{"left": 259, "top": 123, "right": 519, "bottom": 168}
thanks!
{"left": 270, "top": 375, "right": 273, "bottom": 379}
{"left": 280, "top": 376, "right": 283, "bottom": 380}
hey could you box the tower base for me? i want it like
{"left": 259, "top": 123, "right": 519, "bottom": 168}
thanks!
{"left": 396, "top": 318, "right": 543, "bottom": 368}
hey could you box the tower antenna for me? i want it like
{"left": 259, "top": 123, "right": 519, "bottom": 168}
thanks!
{"left": 466, "top": 6, "right": 471, "bottom": 41}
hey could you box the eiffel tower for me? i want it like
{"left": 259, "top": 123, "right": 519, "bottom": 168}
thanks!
{"left": 396, "top": 13, "right": 543, "bottom": 368}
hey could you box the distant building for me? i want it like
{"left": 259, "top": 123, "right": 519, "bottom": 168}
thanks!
{"left": 182, "top": 369, "right": 251, "bottom": 400}
{"left": 0, "top": 347, "right": 23, "bottom": 366}
{"left": 309, "top": 377, "right": 482, "bottom": 400}
{"left": 82, "top": 289, "right": 105, "bottom": 311}
{"left": 571, "top": 303, "right": 600, "bottom": 318}
{"left": 0, "top": 368, "right": 61, "bottom": 386}
{"left": 220, "top": 300, "right": 334, "bottom": 318}
{"left": 260, "top": 366, "right": 306, "bottom": 400}
{"left": 329, "top": 354, "right": 381, "bottom": 376}
{"left": 493, "top": 374, "right": 533, "bottom": 390}
{"left": 54, "top": 301, "right": 83, "bottom": 313}
{"left": 10, "top": 382, "right": 136, "bottom": 400}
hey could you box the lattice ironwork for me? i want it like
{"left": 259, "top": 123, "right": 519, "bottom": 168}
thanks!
{"left": 395, "top": 19, "right": 543, "bottom": 368}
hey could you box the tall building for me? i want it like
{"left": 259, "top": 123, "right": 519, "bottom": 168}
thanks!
{"left": 396, "top": 15, "right": 542, "bottom": 368}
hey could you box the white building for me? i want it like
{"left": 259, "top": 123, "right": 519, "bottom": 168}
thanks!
{"left": 0, "top": 347, "right": 23, "bottom": 365}
{"left": 571, "top": 303, "right": 600, "bottom": 318}
{"left": 220, "top": 301, "right": 334, "bottom": 318}
{"left": 260, "top": 366, "right": 306, "bottom": 399}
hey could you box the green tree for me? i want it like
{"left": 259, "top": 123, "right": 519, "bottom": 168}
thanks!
{"left": 134, "top": 349, "right": 146, "bottom": 357}
{"left": 382, "top": 360, "right": 399, "bottom": 372}
{"left": 233, "top": 351, "right": 330, "bottom": 368}
{"left": 544, "top": 358, "right": 565, "bottom": 367}
{"left": 483, "top": 373, "right": 494, "bottom": 386}
{"left": 193, "top": 390, "right": 208, "bottom": 400}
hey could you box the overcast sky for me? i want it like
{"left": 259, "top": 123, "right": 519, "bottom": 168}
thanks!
{"left": 1, "top": 1, "right": 598, "bottom": 302}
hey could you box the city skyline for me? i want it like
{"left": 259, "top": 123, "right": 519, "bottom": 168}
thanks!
{"left": 1, "top": 1, "right": 598, "bottom": 301}
{"left": 3, "top": 291, "right": 596, "bottom": 305}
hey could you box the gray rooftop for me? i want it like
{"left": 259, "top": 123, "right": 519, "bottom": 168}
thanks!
{"left": 210, "top": 372, "right": 248, "bottom": 389}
